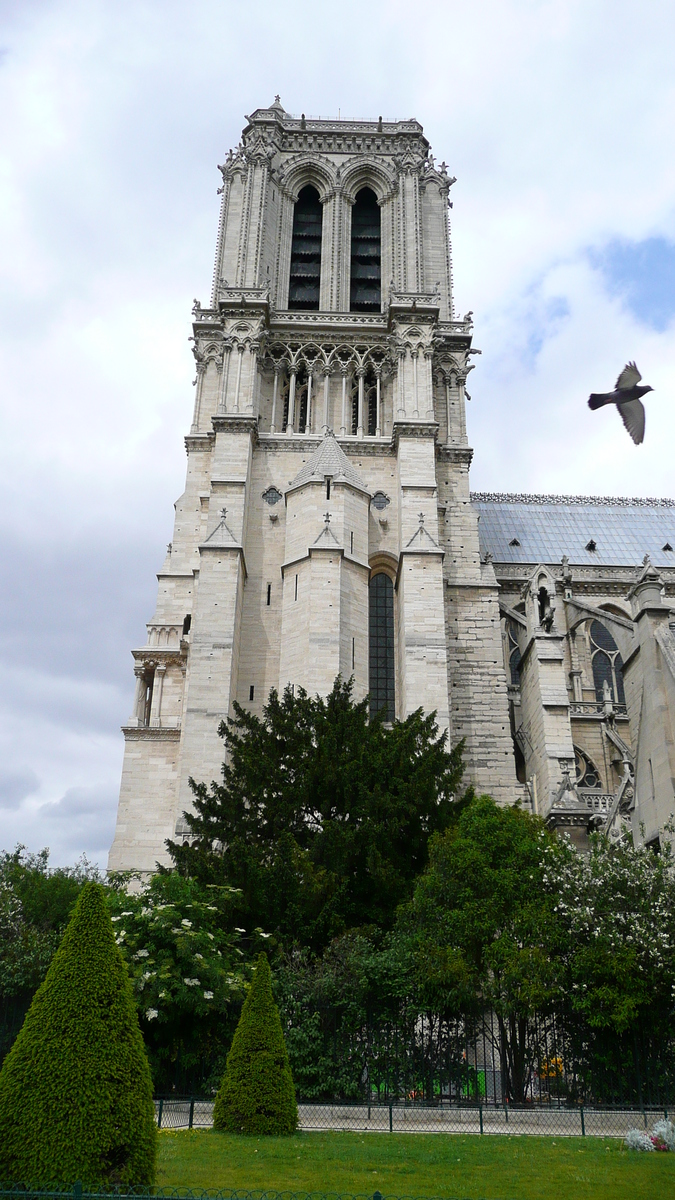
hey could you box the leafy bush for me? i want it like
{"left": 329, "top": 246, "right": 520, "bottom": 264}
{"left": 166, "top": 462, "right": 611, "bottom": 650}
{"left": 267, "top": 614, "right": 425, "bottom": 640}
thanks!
{"left": 214, "top": 952, "right": 297, "bottom": 1134}
{"left": 107, "top": 871, "right": 247, "bottom": 1093}
{"left": 0, "top": 881, "right": 156, "bottom": 1187}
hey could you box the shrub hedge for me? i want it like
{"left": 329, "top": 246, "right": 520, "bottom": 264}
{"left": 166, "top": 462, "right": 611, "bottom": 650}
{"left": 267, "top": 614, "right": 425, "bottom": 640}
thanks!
{"left": 213, "top": 952, "right": 297, "bottom": 1134}
{"left": 0, "top": 881, "right": 157, "bottom": 1186}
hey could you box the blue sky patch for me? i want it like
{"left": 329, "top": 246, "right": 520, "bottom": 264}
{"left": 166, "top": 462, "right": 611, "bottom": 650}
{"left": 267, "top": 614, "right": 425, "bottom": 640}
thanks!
{"left": 591, "top": 237, "right": 675, "bottom": 331}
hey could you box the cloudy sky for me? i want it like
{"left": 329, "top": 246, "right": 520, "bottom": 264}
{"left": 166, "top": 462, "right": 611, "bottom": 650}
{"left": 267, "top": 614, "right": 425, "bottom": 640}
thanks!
{"left": 1, "top": 0, "right": 674, "bottom": 866}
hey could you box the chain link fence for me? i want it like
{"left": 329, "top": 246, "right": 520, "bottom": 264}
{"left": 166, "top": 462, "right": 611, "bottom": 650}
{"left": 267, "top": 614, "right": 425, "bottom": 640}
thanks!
{"left": 154, "top": 1096, "right": 672, "bottom": 1138}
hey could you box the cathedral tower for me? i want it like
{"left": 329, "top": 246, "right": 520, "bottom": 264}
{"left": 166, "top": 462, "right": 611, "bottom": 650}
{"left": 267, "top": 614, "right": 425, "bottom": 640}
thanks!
{"left": 109, "top": 100, "right": 519, "bottom": 873}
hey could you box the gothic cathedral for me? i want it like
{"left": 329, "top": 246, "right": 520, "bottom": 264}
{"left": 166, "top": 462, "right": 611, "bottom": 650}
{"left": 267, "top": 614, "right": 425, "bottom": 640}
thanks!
{"left": 109, "top": 101, "right": 675, "bottom": 872}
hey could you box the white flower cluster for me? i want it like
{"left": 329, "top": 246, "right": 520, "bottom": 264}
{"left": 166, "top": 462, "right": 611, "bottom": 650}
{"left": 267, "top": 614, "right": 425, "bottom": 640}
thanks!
{"left": 625, "top": 1119, "right": 675, "bottom": 1151}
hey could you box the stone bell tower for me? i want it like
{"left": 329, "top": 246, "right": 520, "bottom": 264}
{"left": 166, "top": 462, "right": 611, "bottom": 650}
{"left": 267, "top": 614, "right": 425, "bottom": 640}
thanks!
{"left": 108, "top": 99, "right": 518, "bottom": 873}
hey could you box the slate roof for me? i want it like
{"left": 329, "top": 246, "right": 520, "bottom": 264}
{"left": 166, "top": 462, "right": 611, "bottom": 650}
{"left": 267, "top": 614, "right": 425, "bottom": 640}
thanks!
{"left": 471, "top": 494, "right": 675, "bottom": 568}
{"left": 288, "top": 433, "right": 369, "bottom": 494}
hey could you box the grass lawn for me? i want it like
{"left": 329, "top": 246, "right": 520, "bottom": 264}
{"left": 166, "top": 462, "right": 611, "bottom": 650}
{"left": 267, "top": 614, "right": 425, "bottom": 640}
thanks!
{"left": 156, "top": 1129, "right": 675, "bottom": 1200}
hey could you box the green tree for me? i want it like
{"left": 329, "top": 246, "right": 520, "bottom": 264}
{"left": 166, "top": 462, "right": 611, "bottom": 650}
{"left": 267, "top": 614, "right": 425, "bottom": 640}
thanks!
{"left": 107, "top": 871, "right": 248, "bottom": 1093}
{"left": 0, "top": 882, "right": 156, "bottom": 1187}
{"left": 170, "top": 677, "right": 466, "bottom": 950}
{"left": 214, "top": 952, "right": 297, "bottom": 1134}
{"left": 397, "top": 794, "right": 569, "bottom": 1101}
{"left": 0, "top": 847, "right": 102, "bottom": 999}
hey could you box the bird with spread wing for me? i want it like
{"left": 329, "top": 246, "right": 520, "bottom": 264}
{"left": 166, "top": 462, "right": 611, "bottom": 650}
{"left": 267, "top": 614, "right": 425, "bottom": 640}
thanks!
{"left": 588, "top": 362, "right": 653, "bottom": 444}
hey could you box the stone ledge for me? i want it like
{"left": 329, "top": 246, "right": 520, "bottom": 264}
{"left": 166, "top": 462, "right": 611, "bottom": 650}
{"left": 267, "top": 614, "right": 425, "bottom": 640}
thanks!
{"left": 122, "top": 726, "right": 182, "bottom": 741}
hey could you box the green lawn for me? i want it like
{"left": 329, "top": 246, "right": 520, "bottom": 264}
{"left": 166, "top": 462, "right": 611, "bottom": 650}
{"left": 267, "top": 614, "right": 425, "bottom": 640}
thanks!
{"left": 156, "top": 1129, "right": 675, "bottom": 1200}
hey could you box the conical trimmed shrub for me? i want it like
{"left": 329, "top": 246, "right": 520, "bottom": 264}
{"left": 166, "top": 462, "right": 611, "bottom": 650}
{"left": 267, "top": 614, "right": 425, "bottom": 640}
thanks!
{"left": 0, "top": 881, "right": 156, "bottom": 1186}
{"left": 214, "top": 952, "right": 297, "bottom": 1134}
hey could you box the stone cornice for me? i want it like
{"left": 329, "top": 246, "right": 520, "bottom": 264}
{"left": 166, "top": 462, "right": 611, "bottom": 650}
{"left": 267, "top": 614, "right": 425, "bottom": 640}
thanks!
{"left": 256, "top": 434, "right": 395, "bottom": 458}
{"left": 212, "top": 414, "right": 259, "bottom": 440}
{"left": 122, "top": 726, "right": 182, "bottom": 741}
{"left": 132, "top": 645, "right": 186, "bottom": 659}
{"left": 436, "top": 445, "right": 473, "bottom": 465}
{"left": 185, "top": 433, "right": 215, "bottom": 453}
{"left": 391, "top": 420, "right": 439, "bottom": 447}
{"left": 270, "top": 312, "right": 388, "bottom": 332}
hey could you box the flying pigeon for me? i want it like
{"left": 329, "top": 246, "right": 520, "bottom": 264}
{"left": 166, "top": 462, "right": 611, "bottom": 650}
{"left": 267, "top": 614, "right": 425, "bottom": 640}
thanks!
{"left": 588, "top": 362, "right": 653, "bottom": 445}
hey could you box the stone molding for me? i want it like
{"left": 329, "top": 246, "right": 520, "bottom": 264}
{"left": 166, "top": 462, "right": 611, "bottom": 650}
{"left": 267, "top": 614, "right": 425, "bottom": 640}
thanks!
{"left": 212, "top": 414, "right": 259, "bottom": 437}
{"left": 122, "top": 726, "right": 182, "bottom": 741}
{"left": 185, "top": 433, "right": 215, "bottom": 453}
{"left": 391, "top": 419, "right": 439, "bottom": 447}
{"left": 437, "top": 445, "right": 473, "bottom": 465}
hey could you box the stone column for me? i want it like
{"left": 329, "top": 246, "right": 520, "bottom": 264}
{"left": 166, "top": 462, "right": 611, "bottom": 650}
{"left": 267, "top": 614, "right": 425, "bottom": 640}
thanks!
{"left": 217, "top": 345, "right": 232, "bottom": 414}
{"left": 270, "top": 365, "right": 280, "bottom": 433}
{"left": 190, "top": 362, "right": 206, "bottom": 433}
{"left": 287, "top": 368, "right": 297, "bottom": 435}
{"left": 357, "top": 369, "right": 365, "bottom": 438}
{"left": 322, "top": 368, "right": 331, "bottom": 433}
{"left": 340, "top": 369, "right": 347, "bottom": 436}
{"left": 129, "top": 663, "right": 147, "bottom": 727}
{"left": 232, "top": 343, "right": 244, "bottom": 412}
{"left": 149, "top": 663, "right": 166, "bottom": 728}
{"left": 424, "top": 348, "right": 434, "bottom": 420}
{"left": 375, "top": 369, "right": 382, "bottom": 437}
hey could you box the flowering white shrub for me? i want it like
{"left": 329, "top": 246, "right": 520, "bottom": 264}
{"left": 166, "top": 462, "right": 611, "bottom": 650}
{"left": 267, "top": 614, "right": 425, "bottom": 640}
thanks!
{"left": 652, "top": 1119, "right": 675, "bottom": 1150}
{"left": 625, "top": 1128, "right": 655, "bottom": 1151}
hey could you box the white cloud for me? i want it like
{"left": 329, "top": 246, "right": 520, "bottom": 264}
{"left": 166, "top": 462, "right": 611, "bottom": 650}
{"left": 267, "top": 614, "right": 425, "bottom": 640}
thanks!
{"left": 1, "top": 0, "right": 674, "bottom": 864}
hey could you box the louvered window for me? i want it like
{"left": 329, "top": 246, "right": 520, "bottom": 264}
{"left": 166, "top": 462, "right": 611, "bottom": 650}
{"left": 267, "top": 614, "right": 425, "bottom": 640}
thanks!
{"left": 350, "top": 188, "right": 381, "bottom": 313}
{"left": 288, "top": 186, "right": 322, "bottom": 310}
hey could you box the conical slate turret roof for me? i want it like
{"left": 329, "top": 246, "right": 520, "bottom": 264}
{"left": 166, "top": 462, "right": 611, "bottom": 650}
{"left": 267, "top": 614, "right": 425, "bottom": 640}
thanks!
{"left": 287, "top": 432, "right": 369, "bottom": 495}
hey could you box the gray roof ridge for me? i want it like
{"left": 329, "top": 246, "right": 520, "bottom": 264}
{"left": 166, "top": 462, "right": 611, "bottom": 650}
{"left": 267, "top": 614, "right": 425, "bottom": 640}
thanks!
{"left": 288, "top": 431, "right": 369, "bottom": 493}
{"left": 471, "top": 492, "right": 675, "bottom": 508}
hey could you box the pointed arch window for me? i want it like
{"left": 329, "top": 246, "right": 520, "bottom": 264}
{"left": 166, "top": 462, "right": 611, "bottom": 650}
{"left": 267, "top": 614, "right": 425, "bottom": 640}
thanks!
{"left": 589, "top": 620, "right": 626, "bottom": 705}
{"left": 289, "top": 186, "right": 322, "bottom": 311}
{"left": 350, "top": 188, "right": 381, "bottom": 312}
{"left": 574, "top": 746, "right": 602, "bottom": 790}
{"left": 369, "top": 572, "right": 395, "bottom": 720}
{"left": 506, "top": 622, "right": 522, "bottom": 686}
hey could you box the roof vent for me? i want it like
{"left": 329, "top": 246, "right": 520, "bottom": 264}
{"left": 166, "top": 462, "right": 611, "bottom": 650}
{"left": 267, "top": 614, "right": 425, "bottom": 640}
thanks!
{"left": 509, "top": 537, "right": 521, "bottom": 547}
{"left": 585, "top": 539, "right": 597, "bottom": 552}
{"left": 663, "top": 542, "right": 673, "bottom": 552}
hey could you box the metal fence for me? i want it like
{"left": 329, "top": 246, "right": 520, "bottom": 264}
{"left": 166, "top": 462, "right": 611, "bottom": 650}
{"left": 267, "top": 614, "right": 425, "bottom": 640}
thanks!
{"left": 282, "top": 1008, "right": 675, "bottom": 1112}
{"left": 154, "top": 1096, "right": 672, "bottom": 1139}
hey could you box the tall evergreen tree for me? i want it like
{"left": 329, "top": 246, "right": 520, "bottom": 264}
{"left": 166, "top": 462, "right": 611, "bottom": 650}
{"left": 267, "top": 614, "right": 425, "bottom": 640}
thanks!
{"left": 0, "top": 882, "right": 156, "bottom": 1187}
{"left": 169, "top": 677, "right": 466, "bottom": 949}
{"left": 213, "top": 953, "right": 297, "bottom": 1134}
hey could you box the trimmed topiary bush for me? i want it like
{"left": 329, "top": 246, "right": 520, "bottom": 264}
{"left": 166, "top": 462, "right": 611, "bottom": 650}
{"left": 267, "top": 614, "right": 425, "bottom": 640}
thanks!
{"left": 214, "top": 952, "right": 297, "bottom": 1134}
{"left": 0, "top": 881, "right": 157, "bottom": 1186}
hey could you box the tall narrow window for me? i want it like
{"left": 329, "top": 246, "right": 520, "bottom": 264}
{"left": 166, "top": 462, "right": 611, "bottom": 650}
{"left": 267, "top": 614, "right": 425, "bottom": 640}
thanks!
{"left": 590, "top": 620, "right": 626, "bottom": 705}
{"left": 350, "top": 188, "right": 381, "bottom": 312}
{"left": 296, "top": 364, "right": 309, "bottom": 432}
{"left": 369, "top": 573, "right": 395, "bottom": 720}
{"left": 288, "top": 186, "right": 322, "bottom": 310}
{"left": 365, "top": 366, "right": 377, "bottom": 435}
